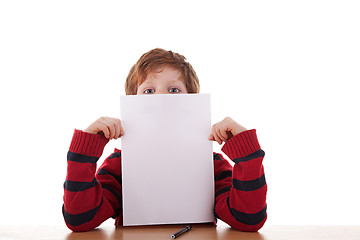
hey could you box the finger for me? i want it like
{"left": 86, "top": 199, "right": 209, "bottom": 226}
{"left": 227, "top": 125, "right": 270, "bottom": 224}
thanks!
{"left": 119, "top": 120, "right": 125, "bottom": 137}
{"left": 219, "top": 122, "right": 232, "bottom": 141}
{"left": 98, "top": 122, "right": 110, "bottom": 138}
{"left": 109, "top": 120, "right": 116, "bottom": 139}
{"left": 113, "top": 119, "right": 121, "bottom": 139}
{"left": 120, "top": 125, "right": 125, "bottom": 137}
{"left": 209, "top": 125, "right": 215, "bottom": 140}
{"left": 214, "top": 133, "right": 223, "bottom": 145}
{"left": 209, "top": 123, "right": 218, "bottom": 141}
{"left": 215, "top": 122, "right": 227, "bottom": 142}
{"left": 211, "top": 123, "right": 223, "bottom": 145}
{"left": 208, "top": 132, "right": 214, "bottom": 141}
{"left": 212, "top": 129, "right": 223, "bottom": 145}
{"left": 100, "top": 118, "right": 116, "bottom": 139}
{"left": 85, "top": 119, "right": 105, "bottom": 135}
{"left": 214, "top": 120, "right": 227, "bottom": 141}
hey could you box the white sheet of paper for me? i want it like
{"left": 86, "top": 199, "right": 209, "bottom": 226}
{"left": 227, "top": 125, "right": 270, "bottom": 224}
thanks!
{"left": 120, "top": 94, "right": 214, "bottom": 226}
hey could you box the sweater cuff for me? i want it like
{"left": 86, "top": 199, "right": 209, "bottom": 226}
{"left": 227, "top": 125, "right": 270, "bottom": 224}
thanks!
{"left": 221, "top": 129, "right": 261, "bottom": 160}
{"left": 69, "top": 129, "right": 109, "bottom": 157}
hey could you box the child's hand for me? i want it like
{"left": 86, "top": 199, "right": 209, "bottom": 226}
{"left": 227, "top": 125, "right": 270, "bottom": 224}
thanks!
{"left": 208, "top": 117, "right": 247, "bottom": 145}
{"left": 84, "top": 117, "right": 124, "bottom": 140}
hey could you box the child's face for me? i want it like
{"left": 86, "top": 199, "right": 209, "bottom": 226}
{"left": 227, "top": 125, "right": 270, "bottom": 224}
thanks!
{"left": 136, "top": 66, "right": 188, "bottom": 95}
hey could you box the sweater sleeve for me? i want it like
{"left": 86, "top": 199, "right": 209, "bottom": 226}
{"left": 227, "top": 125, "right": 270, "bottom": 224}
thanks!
{"left": 213, "top": 129, "right": 267, "bottom": 232}
{"left": 62, "top": 129, "right": 122, "bottom": 232}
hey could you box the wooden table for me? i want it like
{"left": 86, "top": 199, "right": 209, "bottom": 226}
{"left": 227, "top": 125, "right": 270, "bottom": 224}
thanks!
{"left": 1, "top": 224, "right": 360, "bottom": 240}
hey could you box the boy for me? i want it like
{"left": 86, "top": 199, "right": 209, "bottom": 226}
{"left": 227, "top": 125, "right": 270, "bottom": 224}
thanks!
{"left": 63, "top": 48, "right": 267, "bottom": 232}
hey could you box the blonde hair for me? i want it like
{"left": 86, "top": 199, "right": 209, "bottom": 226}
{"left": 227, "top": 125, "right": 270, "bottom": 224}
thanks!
{"left": 125, "top": 48, "right": 200, "bottom": 95}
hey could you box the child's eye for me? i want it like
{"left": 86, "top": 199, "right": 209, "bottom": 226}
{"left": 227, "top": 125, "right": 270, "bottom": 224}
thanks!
{"left": 169, "top": 88, "right": 180, "bottom": 93}
{"left": 144, "top": 89, "right": 155, "bottom": 94}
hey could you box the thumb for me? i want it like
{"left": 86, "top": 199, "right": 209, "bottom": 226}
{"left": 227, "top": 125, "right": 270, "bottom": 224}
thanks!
{"left": 208, "top": 134, "right": 214, "bottom": 140}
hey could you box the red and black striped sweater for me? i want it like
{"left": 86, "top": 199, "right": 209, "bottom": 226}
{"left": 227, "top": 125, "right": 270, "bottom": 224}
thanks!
{"left": 63, "top": 129, "right": 267, "bottom": 232}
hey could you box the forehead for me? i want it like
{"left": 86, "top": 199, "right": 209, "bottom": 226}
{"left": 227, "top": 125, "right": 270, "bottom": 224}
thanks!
{"left": 143, "top": 66, "right": 184, "bottom": 83}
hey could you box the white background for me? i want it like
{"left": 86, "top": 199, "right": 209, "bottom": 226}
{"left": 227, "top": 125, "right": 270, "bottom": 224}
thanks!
{"left": 0, "top": 0, "right": 359, "bottom": 226}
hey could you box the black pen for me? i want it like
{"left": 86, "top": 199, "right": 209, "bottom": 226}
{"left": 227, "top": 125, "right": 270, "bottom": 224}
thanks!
{"left": 170, "top": 225, "right": 192, "bottom": 239}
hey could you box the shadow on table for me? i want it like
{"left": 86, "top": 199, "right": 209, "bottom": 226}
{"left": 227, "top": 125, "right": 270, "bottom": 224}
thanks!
{"left": 66, "top": 228, "right": 108, "bottom": 240}
{"left": 216, "top": 226, "right": 265, "bottom": 240}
